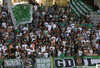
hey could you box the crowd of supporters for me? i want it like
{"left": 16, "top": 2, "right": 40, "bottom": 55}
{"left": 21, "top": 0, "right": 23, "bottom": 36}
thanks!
{"left": 0, "top": 0, "right": 100, "bottom": 67}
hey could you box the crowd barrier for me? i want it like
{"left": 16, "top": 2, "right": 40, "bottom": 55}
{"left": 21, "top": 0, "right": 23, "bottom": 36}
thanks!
{"left": 4, "top": 58, "right": 33, "bottom": 68}
{"left": 35, "top": 56, "right": 100, "bottom": 68}
{"left": 2, "top": 56, "right": 100, "bottom": 68}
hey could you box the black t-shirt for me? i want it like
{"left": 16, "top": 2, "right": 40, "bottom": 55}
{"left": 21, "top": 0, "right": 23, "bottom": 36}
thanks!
{"left": 53, "top": 4, "right": 57, "bottom": 10}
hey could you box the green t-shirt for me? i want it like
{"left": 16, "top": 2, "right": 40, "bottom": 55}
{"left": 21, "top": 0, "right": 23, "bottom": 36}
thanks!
{"left": 60, "top": 53, "right": 65, "bottom": 57}
{"left": 88, "top": 24, "right": 92, "bottom": 29}
{"left": 81, "top": 23, "right": 85, "bottom": 26}
{"left": 0, "top": 60, "right": 2, "bottom": 65}
{"left": 40, "top": 6, "right": 44, "bottom": 11}
{"left": 60, "top": 23, "right": 65, "bottom": 27}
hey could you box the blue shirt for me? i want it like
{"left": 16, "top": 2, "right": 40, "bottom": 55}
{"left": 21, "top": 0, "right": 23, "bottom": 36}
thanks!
{"left": 97, "top": 10, "right": 100, "bottom": 14}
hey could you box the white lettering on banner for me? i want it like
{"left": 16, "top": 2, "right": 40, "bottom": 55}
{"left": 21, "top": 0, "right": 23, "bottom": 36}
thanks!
{"left": 36, "top": 58, "right": 51, "bottom": 68}
{"left": 54, "top": 57, "right": 100, "bottom": 68}
{"left": 84, "top": 59, "right": 100, "bottom": 66}
{"left": 47, "top": 63, "right": 50, "bottom": 67}
{"left": 37, "top": 64, "right": 41, "bottom": 68}
{"left": 68, "top": 60, "right": 71, "bottom": 65}
{"left": 4, "top": 59, "right": 21, "bottom": 67}
{"left": 36, "top": 59, "right": 40, "bottom": 63}
{"left": 36, "top": 58, "right": 51, "bottom": 63}
{"left": 58, "top": 61, "right": 63, "bottom": 66}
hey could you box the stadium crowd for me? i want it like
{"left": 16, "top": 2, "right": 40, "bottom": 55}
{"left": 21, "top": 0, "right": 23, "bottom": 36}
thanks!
{"left": 0, "top": 0, "right": 100, "bottom": 67}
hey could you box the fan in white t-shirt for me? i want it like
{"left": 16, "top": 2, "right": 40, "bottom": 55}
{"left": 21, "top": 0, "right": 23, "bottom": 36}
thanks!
{"left": 95, "top": 42, "right": 99, "bottom": 49}
{"left": 78, "top": 25, "right": 82, "bottom": 31}
{"left": 2, "top": 21, "right": 7, "bottom": 28}
{"left": 44, "top": 21, "right": 48, "bottom": 27}
{"left": 78, "top": 48, "right": 83, "bottom": 56}
{"left": 71, "top": 22, "right": 75, "bottom": 29}
{"left": 26, "top": 46, "right": 31, "bottom": 56}
{"left": 41, "top": 45, "right": 46, "bottom": 53}
{"left": 38, "top": 51, "right": 42, "bottom": 57}
{"left": 2, "top": 11, "right": 7, "bottom": 17}
{"left": 22, "top": 42, "right": 28, "bottom": 50}
{"left": 16, "top": 44, "right": 21, "bottom": 49}
{"left": 89, "top": 48, "right": 93, "bottom": 56}
{"left": 34, "top": 4, "right": 38, "bottom": 11}
{"left": 42, "top": 11, "right": 46, "bottom": 17}
{"left": 58, "top": 50, "right": 61, "bottom": 57}
{"left": 23, "top": 26, "right": 28, "bottom": 31}
{"left": 2, "top": 43, "right": 7, "bottom": 54}
{"left": 51, "top": 35, "right": 56, "bottom": 41}
{"left": 44, "top": 50, "right": 49, "bottom": 58}
{"left": 62, "top": 39, "right": 66, "bottom": 46}
{"left": 47, "top": 23, "right": 52, "bottom": 31}
{"left": 53, "top": 23, "right": 56, "bottom": 29}
{"left": 23, "top": 25, "right": 28, "bottom": 34}
{"left": 50, "top": 45, "right": 55, "bottom": 51}
{"left": 56, "top": 36, "right": 61, "bottom": 42}
{"left": 30, "top": 42, "right": 35, "bottom": 52}
{"left": 67, "top": 25, "right": 71, "bottom": 33}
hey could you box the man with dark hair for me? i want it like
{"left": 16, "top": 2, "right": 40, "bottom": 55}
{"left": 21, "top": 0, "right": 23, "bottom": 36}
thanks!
{"left": 4, "top": 3, "right": 9, "bottom": 14}
{"left": 53, "top": 2, "right": 58, "bottom": 15}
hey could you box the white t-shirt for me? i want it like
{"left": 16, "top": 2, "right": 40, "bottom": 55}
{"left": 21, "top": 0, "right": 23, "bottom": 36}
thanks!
{"left": 41, "top": 46, "right": 46, "bottom": 52}
{"left": 5, "top": 32, "right": 9, "bottom": 37}
{"left": 44, "top": 52, "right": 48, "bottom": 58}
{"left": 78, "top": 51, "right": 82, "bottom": 56}
{"left": 89, "top": 50, "right": 93, "bottom": 56}
{"left": 67, "top": 27, "right": 71, "bottom": 33}
{"left": 71, "top": 23, "right": 75, "bottom": 29}
{"left": 96, "top": 33, "right": 100, "bottom": 39}
{"left": 8, "top": 26, "right": 13, "bottom": 29}
{"left": 23, "top": 27, "right": 28, "bottom": 31}
{"left": 2, "top": 22, "right": 7, "bottom": 28}
{"left": 86, "top": 40, "right": 90, "bottom": 43}
{"left": 2, "top": 46, "right": 7, "bottom": 53}
{"left": 26, "top": 49, "right": 31, "bottom": 55}
{"left": 63, "top": 15, "right": 67, "bottom": 19}
{"left": 51, "top": 37, "right": 56, "bottom": 41}
{"left": 81, "top": 40, "right": 86, "bottom": 43}
{"left": 78, "top": 27, "right": 82, "bottom": 31}
{"left": 53, "top": 24, "right": 56, "bottom": 29}
{"left": 45, "top": 22, "right": 48, "bottom": 27}
{"left": 62, "top": 41, "right": 66, "bottom": 46}
{"left": 16, "top": 45, "right": 21, "bottom": 49}
{"left": 96, "top": 43, "right": 99, "bottom": 49}
{"left": 58, "top": 51, "right": 61, "bottom": 56}
{"left": 23, "top": 27, "right": 28, "bottom": 33}
{"left": 50, "top": 15, "right": 52, "bottom": 18}
{"left": 56, "top": 38, "right": 61, "bottom": 42}
{"left": 48, "top": 25, "right": 52, "bottom": 31}
{"left": 34, "top": 5, "right": 38, "bottom": 11}
{"left": 30, "top": 44, "right": 35, "bottom": 52}
{"left": 42, "top": 12, "right": 46, "bottom": 17}
{"left": 2, "top": 12, "right": 7, "bottom": 17}
{"left": 31, "top": 35, "right": 36, "bottom": 39}
{"left": 50, "top": 46, "right": 55, "bottom": 51}
{"left": 30, "top": 32, "right": 33, "bottom": 36}
{"left": 38, "top": 52, "right": 42, "bottom": 57}
{"left": 22, "top": 44, "right": 27, "bottom": 49}
{"left": 15, "top": 52, "right": 19, "bottom": 57}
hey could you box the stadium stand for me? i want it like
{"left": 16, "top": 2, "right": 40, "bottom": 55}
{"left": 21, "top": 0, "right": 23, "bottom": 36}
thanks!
{"left": 0, "top": 0, "right": 100, "bottom": 68}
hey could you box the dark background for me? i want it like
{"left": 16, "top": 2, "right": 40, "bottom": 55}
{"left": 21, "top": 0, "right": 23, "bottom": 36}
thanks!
{"left": 82, "top": 0, "right": 94, "bottom": 8}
